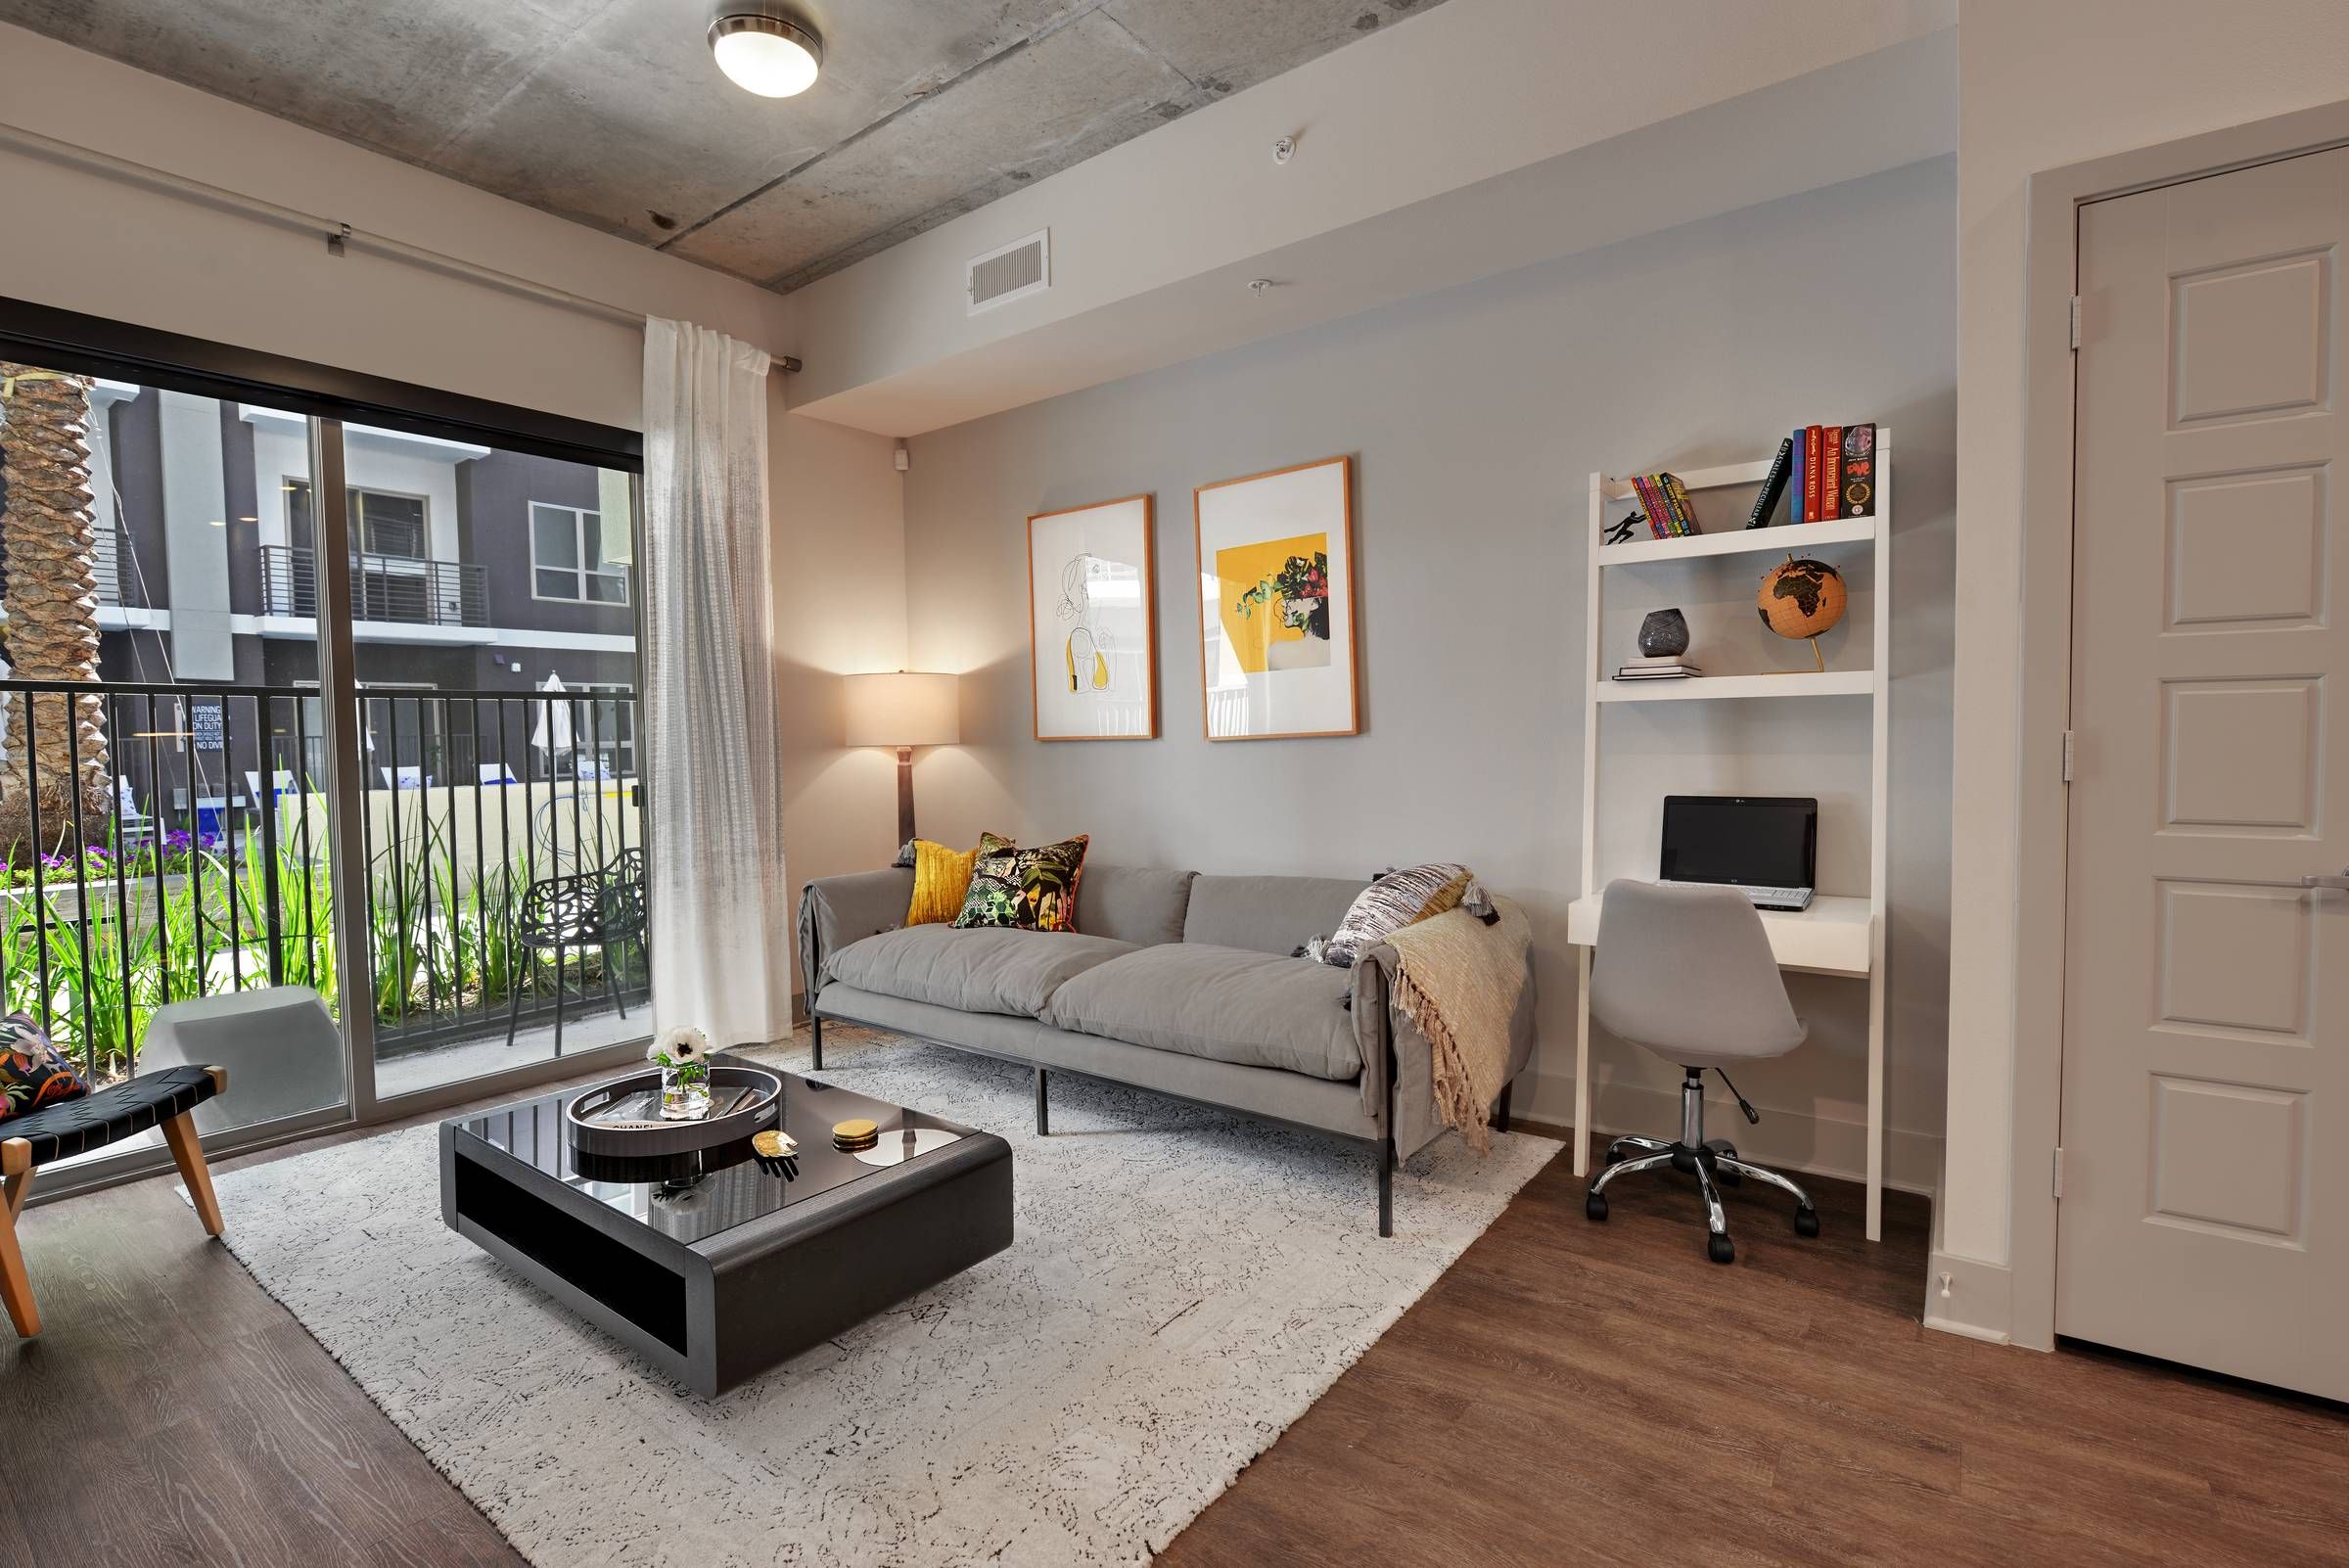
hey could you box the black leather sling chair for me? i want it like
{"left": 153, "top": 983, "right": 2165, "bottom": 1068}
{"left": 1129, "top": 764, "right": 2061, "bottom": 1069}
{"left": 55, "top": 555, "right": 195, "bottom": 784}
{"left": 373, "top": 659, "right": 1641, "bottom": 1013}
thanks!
{"left": 1, "top": 1064, "right": 228, "bottom": 1337}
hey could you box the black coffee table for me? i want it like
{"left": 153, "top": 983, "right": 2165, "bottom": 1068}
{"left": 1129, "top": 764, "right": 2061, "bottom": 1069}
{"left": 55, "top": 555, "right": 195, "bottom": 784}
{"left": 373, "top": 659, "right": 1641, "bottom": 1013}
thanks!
{"left": 438, "top": 1059, "right": 1013, "bottom": 1398}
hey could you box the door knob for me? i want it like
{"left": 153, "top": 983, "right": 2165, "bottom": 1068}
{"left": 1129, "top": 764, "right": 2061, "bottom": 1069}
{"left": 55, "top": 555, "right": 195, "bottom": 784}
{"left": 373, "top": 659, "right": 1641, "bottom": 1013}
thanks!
{"left": 2302, "top": 870, "right": 2349, "bottom": 891}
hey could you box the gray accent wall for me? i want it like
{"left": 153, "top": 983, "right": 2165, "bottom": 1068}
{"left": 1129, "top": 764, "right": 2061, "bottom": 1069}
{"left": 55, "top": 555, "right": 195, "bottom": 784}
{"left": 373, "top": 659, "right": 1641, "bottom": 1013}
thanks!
{"left": 900, "top": 159, "right": 1958, "bottom": 1191}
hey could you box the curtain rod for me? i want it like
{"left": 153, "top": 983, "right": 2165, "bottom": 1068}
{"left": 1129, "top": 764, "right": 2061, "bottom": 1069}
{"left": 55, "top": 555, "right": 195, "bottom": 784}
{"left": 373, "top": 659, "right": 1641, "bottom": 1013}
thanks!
{"left": 0, "top": 119, "right": 803, "bottom": 375}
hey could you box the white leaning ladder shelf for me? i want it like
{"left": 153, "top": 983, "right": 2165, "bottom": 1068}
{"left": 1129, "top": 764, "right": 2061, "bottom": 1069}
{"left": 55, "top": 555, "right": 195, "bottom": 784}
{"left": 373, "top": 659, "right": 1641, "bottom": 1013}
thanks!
{"left": 1568, "top": 432, "right": 1892, "bottom": 1241}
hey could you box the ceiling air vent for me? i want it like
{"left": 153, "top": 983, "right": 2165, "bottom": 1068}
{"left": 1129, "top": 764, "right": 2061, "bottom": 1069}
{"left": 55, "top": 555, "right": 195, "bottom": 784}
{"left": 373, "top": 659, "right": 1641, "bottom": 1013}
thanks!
{"left": 967, "top": 229, "right": 1049, "bottom": 315}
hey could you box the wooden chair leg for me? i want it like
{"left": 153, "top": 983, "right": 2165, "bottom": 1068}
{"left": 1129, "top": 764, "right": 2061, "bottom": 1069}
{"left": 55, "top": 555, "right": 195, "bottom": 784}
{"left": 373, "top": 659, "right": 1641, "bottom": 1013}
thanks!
{"left": 0, "top": 1139, "right": 37, "bottom": 1336}
{"left": 161, "top": 1112, "right": 224, "bottom": 1238}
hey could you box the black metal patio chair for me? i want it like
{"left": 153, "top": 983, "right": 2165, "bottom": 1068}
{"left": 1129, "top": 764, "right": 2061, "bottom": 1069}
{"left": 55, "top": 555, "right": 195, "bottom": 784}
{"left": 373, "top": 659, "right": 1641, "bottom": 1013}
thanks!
{"left": 503, "top": 848, "right": 647, "bottom": 1049}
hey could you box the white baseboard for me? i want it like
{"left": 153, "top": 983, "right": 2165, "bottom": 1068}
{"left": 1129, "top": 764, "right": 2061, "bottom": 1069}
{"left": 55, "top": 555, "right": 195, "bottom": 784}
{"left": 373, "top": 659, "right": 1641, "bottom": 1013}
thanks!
{"left": 1922, "top": 1249, "right": 2017, "bottom": 1344}
{"left": 1522, "top": 1071, "right": 1943, "bottom": 1197}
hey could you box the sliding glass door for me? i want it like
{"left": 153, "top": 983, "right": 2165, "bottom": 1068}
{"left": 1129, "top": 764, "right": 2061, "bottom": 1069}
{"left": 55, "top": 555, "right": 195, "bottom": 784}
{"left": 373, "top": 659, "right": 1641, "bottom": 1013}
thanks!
{"left": 0, "top": 328, "right": 650, "bottom": 1185}
{"left": 0, "top": 371, "right": 352, "bottom": 1149}
{"left": 343, "top": 433, "right": 645, "bottom": 1098}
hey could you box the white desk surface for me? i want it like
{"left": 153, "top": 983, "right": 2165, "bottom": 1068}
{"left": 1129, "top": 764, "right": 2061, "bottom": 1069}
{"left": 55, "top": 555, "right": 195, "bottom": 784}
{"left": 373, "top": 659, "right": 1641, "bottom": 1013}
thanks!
{"left": 1564, "top": 891, "right": 1873, "bottom": 978}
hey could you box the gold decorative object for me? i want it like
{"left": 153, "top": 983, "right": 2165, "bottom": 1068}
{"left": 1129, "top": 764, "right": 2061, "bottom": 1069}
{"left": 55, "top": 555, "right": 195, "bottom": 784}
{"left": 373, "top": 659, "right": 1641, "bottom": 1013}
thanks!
{"left": 752, "top": 1130, "right": 797, "bottom": 1160}
{"left": 832, "top": 1118, "right": 880, "bottom": 1152}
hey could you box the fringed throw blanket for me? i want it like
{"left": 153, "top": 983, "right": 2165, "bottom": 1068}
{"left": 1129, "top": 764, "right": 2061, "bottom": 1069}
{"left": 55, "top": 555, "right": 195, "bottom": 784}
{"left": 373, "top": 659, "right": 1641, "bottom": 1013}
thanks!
{"left": 1387, "top": 896, "right": 1531, "bottom": 1156}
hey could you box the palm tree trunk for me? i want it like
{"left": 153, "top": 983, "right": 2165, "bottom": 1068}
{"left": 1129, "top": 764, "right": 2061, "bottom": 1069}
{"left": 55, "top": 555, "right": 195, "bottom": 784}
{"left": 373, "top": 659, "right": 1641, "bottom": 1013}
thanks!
{"left": 0, "top": 363, "right": 111, "bottom": 861}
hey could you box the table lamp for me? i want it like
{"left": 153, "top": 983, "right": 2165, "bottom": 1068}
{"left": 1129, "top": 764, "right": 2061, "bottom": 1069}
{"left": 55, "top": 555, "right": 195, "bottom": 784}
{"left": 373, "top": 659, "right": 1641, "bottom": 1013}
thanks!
{"left": 845, "top": 670, "right": 958, "bottom": 846}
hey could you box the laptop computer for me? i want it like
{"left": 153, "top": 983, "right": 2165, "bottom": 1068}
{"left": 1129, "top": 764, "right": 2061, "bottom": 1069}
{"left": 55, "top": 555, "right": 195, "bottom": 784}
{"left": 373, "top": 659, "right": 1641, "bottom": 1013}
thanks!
{"left": 1659, "top": 795, "right": 1818, "bottom": 912}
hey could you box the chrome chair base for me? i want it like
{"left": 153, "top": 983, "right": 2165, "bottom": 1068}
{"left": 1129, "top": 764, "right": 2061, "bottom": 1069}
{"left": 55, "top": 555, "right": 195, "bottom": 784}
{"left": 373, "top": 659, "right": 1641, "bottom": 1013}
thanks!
{"left": 1584, "top": 1069, "right": 1820, "bottom": 1264}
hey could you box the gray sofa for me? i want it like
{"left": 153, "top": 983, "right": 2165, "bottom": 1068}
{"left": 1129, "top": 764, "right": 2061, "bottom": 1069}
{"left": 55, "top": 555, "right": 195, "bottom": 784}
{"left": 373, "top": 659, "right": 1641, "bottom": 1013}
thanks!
{"left": 797, "top": 864, "right": 1537, "bottom": 1234}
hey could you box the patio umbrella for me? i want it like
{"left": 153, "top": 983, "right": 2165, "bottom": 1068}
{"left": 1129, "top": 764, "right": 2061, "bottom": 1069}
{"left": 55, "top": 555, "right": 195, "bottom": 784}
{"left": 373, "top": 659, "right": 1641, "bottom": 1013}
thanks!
{"left": 530, "top": 671, "right": 572, "bottom": 759}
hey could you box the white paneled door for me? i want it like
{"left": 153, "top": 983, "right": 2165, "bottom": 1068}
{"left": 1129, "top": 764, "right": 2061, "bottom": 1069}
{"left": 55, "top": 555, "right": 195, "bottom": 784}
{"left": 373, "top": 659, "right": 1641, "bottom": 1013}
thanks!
{"left": 2061, "top": 148, "right": 2348, "bottom": 1400}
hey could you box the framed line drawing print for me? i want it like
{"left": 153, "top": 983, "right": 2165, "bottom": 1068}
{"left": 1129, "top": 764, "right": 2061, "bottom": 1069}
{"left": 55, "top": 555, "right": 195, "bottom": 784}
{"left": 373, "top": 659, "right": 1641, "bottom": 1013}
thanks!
{"left": 1193, "top": 455, "right": 1359, "bottom": 740}
{"left": 1027, "top": 493, "right": 1159, "bottom": 740}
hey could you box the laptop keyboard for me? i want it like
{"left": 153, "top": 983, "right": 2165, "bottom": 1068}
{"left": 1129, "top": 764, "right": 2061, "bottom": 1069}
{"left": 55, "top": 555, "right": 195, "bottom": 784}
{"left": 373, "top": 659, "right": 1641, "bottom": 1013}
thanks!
{"left": 1737, "top": 886, "right": 1815, "bottom": 911}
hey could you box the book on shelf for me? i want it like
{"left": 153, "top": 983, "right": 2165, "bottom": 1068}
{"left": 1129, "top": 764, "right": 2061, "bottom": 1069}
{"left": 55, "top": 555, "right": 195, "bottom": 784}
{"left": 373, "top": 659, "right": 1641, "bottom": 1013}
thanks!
{"left": 1623, "top": 472, "right": 1701, "bottom": 538}
{"left": 1614, "top": 660, "right": 1700, "bottom": 680}
{"left": 1757, "top": 421, "right": 1877, "bottom": 524}
{"left": 1629, "top": 474, "right": 1668, "bottom": 538}
{"left": 1788, "top": 429, "right": 1806, "bottom": 526}
{"left": 1660, "top": 473, "right": 1699, "bottom": 535}
{"left": 1802, "top": 425, "right": 1822, "bottom": 523}
{"left": 1744, "top": 438, "right": 1794, "bottom": 529}
{"left": 1839, "top": 423, "right": 1877, "bottom": 518}
{"left": 1819, "top": 426, "right": 1843, "bottom": 526}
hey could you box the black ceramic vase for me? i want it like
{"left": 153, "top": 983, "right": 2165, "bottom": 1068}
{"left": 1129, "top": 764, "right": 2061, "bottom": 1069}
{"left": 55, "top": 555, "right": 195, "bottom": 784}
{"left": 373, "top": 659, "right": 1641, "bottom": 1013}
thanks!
{"left": 1636, "top": 608, "right": 1690, "bottom": 659}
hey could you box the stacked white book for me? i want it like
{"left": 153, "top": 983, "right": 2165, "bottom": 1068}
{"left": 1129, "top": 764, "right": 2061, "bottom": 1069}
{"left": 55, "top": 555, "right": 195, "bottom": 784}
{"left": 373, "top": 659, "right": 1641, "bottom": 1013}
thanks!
{"left": 1614, "top": 656, "right": 1700, "bottom": 681}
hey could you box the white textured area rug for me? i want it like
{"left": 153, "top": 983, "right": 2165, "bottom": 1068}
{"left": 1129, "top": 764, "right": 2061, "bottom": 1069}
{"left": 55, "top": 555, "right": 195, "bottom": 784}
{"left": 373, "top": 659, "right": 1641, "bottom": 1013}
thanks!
{"left": 211, "top": 1028, "right": 1558, "bottom": 1567}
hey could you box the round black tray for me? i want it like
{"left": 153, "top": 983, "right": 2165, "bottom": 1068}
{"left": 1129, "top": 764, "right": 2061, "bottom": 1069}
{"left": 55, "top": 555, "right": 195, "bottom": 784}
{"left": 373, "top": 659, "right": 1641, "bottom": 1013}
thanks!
{"left": 565, "top": 1064, "right": 783, "bottom": 1158}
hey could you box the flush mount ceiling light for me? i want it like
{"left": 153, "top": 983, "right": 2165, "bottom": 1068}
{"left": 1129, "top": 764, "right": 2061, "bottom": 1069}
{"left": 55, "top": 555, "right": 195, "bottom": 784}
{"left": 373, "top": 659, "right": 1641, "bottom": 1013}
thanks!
{"left": 709, "top": 6, "right": 823, "bottom": 98}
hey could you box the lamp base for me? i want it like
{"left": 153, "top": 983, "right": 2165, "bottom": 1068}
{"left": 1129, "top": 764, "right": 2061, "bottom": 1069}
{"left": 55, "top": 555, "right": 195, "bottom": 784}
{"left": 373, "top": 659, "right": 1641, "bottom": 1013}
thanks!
{"left": 897, "top": 747, "right": 916, "bottom": 847}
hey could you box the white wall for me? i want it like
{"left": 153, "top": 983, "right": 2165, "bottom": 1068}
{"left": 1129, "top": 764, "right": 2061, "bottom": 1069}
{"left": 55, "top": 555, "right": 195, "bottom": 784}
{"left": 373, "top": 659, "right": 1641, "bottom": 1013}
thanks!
{"left": 901, "top": 160, "right": 1957, "bottom": 1192}
{"left": 0, "top": 22, "right": 789, "bottom": 432}
{"left": 769, "top": 407, "right": 911, "bottom": 993}
{"left": 787, "top": 0, "right": 1954, "bottom": 434}
{"left": 1942, "top": 0, "right": 2349, "bottom": 1334}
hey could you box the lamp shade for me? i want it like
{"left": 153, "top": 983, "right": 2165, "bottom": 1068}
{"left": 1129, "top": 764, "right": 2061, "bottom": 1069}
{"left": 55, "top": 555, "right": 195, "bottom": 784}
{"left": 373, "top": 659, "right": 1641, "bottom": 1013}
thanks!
{"left": 845, "top": 671, "right": 958, "bottom": 748}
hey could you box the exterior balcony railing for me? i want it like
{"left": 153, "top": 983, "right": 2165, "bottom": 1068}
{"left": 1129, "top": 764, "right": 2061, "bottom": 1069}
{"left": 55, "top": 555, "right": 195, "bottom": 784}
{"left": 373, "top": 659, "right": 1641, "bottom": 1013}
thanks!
{"left": 259, "top": 544, "right": 489, "bottom": 628}
{"left": 0, "top": 677, "right": 643, "bottom": 1089}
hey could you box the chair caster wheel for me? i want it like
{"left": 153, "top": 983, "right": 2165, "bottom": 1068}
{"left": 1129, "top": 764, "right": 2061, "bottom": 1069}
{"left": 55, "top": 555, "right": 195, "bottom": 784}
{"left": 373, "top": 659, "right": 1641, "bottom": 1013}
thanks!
{"left": 1586, "top": 1190, "right": 1609, "bottom": 1222}
{"left": 1707, "top": 1232, "right": 1735, "bottom": 1265}
{"left": 1794, "top": 1205, "right": 1820, "bottom": 1238}
{"left": 1603, "top": 1145, "right": 1626, "bottom": 1166}
{"left": 1715, "top": 1164, "right": 1741, "bottom": 1188}
{"left": 1705, "top": 1141, "right": 1739, "bottom": 1184}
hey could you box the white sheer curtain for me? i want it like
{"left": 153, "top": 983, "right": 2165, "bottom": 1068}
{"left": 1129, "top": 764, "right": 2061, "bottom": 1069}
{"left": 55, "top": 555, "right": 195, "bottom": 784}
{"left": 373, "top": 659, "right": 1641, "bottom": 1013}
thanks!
{"left": 641, "top": 317, "right": 791, "bottom": 1047}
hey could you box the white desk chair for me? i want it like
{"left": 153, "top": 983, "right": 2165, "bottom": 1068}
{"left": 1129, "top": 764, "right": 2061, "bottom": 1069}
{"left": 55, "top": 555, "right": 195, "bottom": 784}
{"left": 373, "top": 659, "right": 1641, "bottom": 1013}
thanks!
{"left": 1585, "top": 878, "right": 1821, "bottom": 1264}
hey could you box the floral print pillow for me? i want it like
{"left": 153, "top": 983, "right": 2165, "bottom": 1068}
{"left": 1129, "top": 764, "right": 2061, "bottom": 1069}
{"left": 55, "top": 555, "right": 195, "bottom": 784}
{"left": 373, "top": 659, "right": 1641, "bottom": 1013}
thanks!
{"left": 951, "top": 832, "right": 1088, "bottom": 933}
{"left": 0, "top": 1011, "right": 90, "bottom": 1123}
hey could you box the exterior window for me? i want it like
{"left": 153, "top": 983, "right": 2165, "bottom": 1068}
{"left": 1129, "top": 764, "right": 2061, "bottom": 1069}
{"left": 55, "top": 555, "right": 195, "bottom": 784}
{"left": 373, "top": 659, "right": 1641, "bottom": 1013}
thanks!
{"left": 287, "top": 481, "right": 429, "bottom": 558}
{"left": 530, "top": 503, "right": 627, "bottom": 605}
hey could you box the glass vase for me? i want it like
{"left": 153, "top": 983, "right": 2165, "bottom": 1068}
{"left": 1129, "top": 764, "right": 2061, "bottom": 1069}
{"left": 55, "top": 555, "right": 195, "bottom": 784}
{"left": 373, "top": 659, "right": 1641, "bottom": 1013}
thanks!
{"left": 660, "top": 1065, "right": 711, "bottom": 1121}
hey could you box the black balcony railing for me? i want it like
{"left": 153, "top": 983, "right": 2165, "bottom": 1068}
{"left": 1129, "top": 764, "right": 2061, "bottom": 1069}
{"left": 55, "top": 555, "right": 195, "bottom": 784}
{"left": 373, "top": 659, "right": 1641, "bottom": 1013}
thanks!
{"left": 260, "top": 544, "right": 489, "bottom": 628}
{"left": 0, "top": 677, "right": 644, "bottom": 1086}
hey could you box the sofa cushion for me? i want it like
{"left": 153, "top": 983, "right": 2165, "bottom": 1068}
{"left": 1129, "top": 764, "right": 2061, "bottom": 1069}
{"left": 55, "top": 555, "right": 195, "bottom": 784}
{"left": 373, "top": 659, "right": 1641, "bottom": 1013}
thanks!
{"left": 826, "top": 924, "right": 1135, "bottom": 1018}
{"left": 1040, "top": 943, "right": 1360, "bottom": 1081}
{"left": 1075, "top": 864, "right": 1198, "bottom": 946}
{"left": 1181, "top": 874, "right": 1367, "bottom": 956}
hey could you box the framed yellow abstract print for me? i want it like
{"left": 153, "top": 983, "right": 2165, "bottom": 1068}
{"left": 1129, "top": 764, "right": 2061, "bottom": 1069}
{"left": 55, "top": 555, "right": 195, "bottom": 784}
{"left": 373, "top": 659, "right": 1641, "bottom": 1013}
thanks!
{"left": 1192, "top": 456, "right": 1359, "bottom": 740}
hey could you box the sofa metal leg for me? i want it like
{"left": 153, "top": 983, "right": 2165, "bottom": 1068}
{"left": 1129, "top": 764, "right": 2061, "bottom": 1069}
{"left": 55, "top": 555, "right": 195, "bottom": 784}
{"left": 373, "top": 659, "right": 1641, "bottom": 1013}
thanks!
{"left": 810, "top": 1016, "right": 823, "bottom": 1072}
{"left": 1494, "top": 1082, "right": 1513, "bottom": 1134}
{"left": 1035, "top": 1066, "right": 1049, "bottom": 1137}
{"left": 1376, "top": 1137, "right": 1395, "bottom": 1237}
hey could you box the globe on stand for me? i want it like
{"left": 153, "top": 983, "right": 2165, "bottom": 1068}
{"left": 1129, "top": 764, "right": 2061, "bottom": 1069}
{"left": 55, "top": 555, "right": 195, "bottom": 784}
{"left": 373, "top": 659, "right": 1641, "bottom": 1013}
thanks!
{"left": 1756, "top": 556, "right": 1847, "bottom": 671}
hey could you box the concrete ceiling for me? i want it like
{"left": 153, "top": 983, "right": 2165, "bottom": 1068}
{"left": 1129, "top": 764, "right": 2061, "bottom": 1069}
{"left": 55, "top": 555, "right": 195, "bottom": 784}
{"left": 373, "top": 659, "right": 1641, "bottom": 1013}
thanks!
{"left": 0, "top": 0, "right": 1447, "bottom": 293}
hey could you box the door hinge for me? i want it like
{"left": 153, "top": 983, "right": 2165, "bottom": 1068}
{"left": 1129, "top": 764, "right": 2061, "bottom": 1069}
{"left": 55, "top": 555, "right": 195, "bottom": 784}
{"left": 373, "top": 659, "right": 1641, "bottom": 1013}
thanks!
{"left": 2061, "top": 729, "right": 2075, "bottom": 783}
{"left": 2069, "top": 295, "right": 2083, "bottom": 350}
{"left": 2052, "top": 1146, "right": 2066, "bottom": 1199}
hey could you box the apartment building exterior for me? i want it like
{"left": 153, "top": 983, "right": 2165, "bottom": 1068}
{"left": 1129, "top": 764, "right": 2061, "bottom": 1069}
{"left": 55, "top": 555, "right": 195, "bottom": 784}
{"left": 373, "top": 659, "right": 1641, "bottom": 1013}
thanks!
{"left": 82, "top": 381, "right": 639, "bottom": 805}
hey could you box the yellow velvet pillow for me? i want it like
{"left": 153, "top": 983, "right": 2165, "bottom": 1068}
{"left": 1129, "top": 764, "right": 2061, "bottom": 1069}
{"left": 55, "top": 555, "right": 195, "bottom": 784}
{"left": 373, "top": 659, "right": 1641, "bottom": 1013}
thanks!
{"left": 906, "top": 838, "right": 984, "bottom": 926}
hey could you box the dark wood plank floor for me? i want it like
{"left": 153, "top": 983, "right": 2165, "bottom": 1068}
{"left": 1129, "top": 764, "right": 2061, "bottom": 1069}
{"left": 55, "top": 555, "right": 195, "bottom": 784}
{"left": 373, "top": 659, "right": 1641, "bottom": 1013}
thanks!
{"left": 5, "top": 1051, "right": 2342, "bottom": 1567}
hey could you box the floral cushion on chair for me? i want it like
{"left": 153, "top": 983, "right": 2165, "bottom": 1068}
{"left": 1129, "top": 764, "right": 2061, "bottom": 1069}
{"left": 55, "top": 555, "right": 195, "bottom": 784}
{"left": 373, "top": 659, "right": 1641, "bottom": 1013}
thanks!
{"left": 0, "top": 1011, "right": 91, "bottom": 1123}
{"left": 951, "top": 831, "right": 1088, "bottom": 933}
